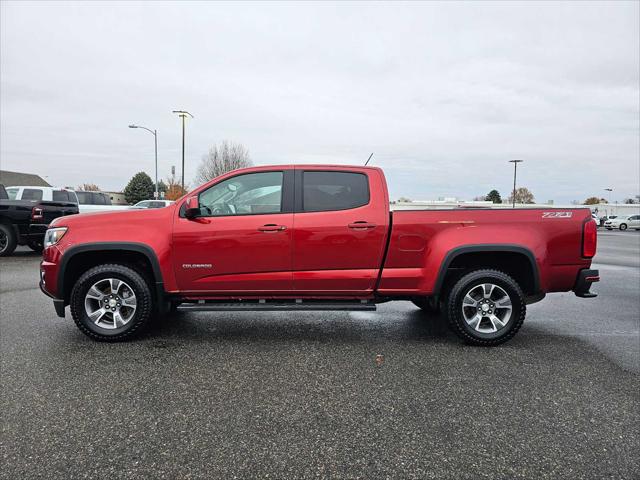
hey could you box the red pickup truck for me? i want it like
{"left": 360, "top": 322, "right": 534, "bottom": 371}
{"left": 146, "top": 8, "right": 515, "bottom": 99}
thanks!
{"left": 40, "top": 165, "right": 599, "bottom": 345}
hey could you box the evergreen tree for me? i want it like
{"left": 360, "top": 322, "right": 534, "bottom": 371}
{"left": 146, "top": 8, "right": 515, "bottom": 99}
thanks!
{"left": 123, "top": 172, "right": 154, "bottom": 204}
{"left": 485, "top": 190, "right": 502, "bottom": 203}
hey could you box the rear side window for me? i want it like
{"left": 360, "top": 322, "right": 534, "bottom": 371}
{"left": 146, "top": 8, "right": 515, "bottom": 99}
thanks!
{"left": 22, "top": 189, "right": 43, "bottom": 201}
{"left": 76, "top": 192, "right": 91, "bottom": 204}
{"left": 52, "top": 190, "right": 69, "bottom": 202}
{"left": 302, "top": 171, "right": 369, "bottom": 212}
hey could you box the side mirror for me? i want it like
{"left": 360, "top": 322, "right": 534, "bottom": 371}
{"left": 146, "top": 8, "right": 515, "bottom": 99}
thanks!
{"left": 184, "top": 196, "right": 200, "bottom": 219}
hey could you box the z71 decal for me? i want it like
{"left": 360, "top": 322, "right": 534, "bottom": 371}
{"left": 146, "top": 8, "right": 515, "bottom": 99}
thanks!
{"left": 542, "top": 211, "right": 573, "bottom": 218}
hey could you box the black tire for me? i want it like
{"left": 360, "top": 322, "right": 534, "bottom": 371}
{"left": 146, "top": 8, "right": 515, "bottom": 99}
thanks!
{"left": 0, "top": 223, "right": 17, "bottom": 257}
{"left": 619, "top": 223, "right": 628, "bottom": 231}
{"left": 411, "top": 297, "right": 440, "bottom": 313}
{"left": 444, "top": 269, "right": 525, "bottom": 346}
{"left": 70, "top": 264, "right": 153, "bottom": 342}
{"left": 27, "top": 239, "right": 44, "bottom": 253}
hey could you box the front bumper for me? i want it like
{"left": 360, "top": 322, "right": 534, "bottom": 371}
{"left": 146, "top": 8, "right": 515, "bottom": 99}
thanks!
{"left": 574, "top": 269, "right": 599, "bottom": 298}
{"left": 39, "top": 281, "right": 66, "bottom": 317}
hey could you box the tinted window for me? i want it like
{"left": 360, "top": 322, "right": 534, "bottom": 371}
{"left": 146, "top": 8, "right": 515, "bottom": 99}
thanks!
{"left": 150, "top": 201, "right": 165, "bottom": 208}
{"left": 76, "top": 192, "right": 91, "bottom": 204}
{"left": 52, "top": 190, "right": 69, "bottom": 202}
{"left": 198, "top": 171, "right": 283, "bottom": 216}
{"left": 93, "top": 193, "right": 106, "bottom": 205}
{"left": 6, "top": 188, "right": 18, "bottom": 200}
{"left": 302, "top": 171, "right": 369, "bottom": 212}
{"left": 22, "top": 189, "right": 43, "bottom": 201}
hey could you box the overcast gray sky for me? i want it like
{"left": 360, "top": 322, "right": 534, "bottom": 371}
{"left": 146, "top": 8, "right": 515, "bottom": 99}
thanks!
{"left": 1, "top": 1, "right": 638, "bottom": 203}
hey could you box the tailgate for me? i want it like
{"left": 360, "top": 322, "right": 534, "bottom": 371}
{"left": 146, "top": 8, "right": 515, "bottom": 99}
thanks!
{"left": 37, "top": 201, "right": 79, "bottom": 225}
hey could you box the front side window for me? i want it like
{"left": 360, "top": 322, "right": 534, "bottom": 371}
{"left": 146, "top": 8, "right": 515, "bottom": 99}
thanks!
{"left": 302, "top": 171, "right": 369, "bottom": 212}
{"left": 198, "top": 171, "right": 283, "bottom": 216}
{"left": 22, "top": 189, "right": 43, "bottom": 201}
{"left": 136, "top": 201, "right": 151, "bottom": 208}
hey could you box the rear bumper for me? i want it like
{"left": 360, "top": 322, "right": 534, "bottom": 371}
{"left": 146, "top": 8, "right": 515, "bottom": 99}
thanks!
{"left": 574, "top": 269, "right": 599, "bottom": 298}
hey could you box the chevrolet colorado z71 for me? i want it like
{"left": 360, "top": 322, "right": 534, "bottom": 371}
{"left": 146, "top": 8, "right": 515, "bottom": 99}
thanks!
{"left": 40, "top": 165, "right": 599, "bottom": 345}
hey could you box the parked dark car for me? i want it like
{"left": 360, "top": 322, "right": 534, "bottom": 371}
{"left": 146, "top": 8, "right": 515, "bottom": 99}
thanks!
{"left": 0, "top": 184, "right": 78, "bottom": 256}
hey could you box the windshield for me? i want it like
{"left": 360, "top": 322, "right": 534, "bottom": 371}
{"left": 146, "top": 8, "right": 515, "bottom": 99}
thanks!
{"left": 6, "top": 188, "right": 18, "bottom": 200}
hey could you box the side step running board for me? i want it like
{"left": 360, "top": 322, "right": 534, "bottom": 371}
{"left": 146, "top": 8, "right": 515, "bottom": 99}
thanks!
{"left": 176, "top": 301, "right": 377, "bottom": 312}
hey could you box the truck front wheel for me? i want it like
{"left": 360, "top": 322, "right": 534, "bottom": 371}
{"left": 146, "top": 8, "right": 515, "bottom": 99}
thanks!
{"left": 70, "top": 264, "right": 153, "bottom": 341}
{"left": 444, "top": 269, "right": 525, "bottom": 346}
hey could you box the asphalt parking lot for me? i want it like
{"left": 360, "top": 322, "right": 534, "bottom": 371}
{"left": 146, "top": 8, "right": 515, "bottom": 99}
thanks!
{"left": 1, "top": 231, "right": 639, "bottom": 479}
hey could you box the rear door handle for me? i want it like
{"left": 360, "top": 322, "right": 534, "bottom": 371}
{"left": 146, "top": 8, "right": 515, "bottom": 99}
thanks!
{"left": 258, "top": 224, "right": 286, "bottom": 232}
{"left": 348, "top": 221, "right": 376, "bottom": 230}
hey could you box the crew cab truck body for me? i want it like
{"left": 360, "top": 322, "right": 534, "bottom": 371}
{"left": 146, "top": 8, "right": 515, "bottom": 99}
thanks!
{"left": 0, "top": 184, "right": 79, "bottom": 256}
{"left": 40, "top": 165, "right": 599, "bottom": 345}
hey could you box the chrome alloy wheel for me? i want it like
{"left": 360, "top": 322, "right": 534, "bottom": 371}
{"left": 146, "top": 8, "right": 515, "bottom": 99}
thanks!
{"left": 84, "top": 278, "right": 137, "bottom": 329}
{"left": 461, "top": 283, "right": 512, "bottom": 334}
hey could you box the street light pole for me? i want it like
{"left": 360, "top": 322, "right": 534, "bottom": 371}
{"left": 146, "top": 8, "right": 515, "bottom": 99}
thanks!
{"left": 172, "top": 110, "right": 193, "bottom": 191}
{"left": 508, "top": 159, "right": 524, "bottom": 208}
{"left": 604, "top": 188, "right": 613, "bottom": 216}
{"left": 128, "top": 124, "right": 158, "bottom": 197}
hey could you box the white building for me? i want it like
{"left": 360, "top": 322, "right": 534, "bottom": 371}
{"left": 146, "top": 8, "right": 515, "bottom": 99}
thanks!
{"left": 392, "top": 200, "right": 640, "bottom": 217}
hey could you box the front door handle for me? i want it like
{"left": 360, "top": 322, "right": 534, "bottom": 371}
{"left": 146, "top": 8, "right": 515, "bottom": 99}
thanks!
{"left": 258, "top": 224, "right": 286, "bottom": 232}
{"left": 348, "top": 221, "right": 376, "bottom": 230}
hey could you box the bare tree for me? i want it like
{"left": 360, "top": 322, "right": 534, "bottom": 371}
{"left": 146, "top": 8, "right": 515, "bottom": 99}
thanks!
{"left": 507, "top": 187, "right": 535, "bottom": 204}
{"left": 195, "top": 140, "right": 252, "bottom": 184}
{"left": 77, "top": 183, "right": 100, "bottom": 191}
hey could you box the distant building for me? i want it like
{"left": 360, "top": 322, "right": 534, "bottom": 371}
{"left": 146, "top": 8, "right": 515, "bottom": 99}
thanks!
{"left": 104, "top": 191, "right": 128, "bottom": 205}
{"left": 0, "top": 170, "right": 50, "bottom": 187}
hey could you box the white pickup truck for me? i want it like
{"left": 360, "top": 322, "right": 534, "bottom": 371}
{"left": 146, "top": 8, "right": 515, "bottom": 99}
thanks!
{"left": 5, "top": 187, "right": 129, "bottom": 214}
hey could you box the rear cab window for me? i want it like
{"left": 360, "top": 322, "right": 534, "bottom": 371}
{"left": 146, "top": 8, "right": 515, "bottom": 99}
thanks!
{"left": 302, "top": 171, "right": 369, "bottom": 212}
{"left": 22, "top": 189, "right": 43, "bottom": 201}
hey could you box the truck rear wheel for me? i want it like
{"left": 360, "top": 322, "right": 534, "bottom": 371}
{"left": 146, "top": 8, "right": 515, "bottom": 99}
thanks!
{"left": 444, "top": 269, "right": 525, "bottom": 346}
{"left": 70, "top": 264, "right": 153, "bottom": 341}
{"left": 0, "top": 224, "right": 17, "bottom": 257}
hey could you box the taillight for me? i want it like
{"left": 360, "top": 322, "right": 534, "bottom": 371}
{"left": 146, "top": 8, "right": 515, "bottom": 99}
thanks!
{"left": 582, "top": 219, "right": 597, "bottom": 258}
{"left": 31, "top": 207, "right": 44, "bottom": 221}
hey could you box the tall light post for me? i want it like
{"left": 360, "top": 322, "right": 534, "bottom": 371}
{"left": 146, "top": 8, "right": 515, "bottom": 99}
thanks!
{"left": 604, "top": 188, "right": 613, "bottom": 216}
{"left": 508, "top": 159, "right": 524, "bottom": 208}
{"left": 172, "top": 110, "right": 193, "bottom": 191}
{"left": 128, "top": 124, "right": 158, "bottom": 197}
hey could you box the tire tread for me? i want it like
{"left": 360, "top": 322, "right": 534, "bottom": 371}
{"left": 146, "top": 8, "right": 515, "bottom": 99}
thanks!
{"left": 70, "top": 263, "right": 153, "bottom": 342}
{"left": 445, "top": 269, "right": 526, "bottom": 346}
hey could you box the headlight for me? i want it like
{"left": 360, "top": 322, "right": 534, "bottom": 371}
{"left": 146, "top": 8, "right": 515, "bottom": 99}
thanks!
{"left": 44, "top": 227, "right": 68, "bottom": 248}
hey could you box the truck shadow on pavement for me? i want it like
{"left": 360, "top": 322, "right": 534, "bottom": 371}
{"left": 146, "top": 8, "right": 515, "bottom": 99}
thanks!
{"left": 145, "top": 309, "right": 459, "bottom": 345}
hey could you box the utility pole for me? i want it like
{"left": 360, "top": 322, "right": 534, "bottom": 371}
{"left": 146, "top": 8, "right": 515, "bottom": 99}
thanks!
{"left": 128, "top": 124, "right": 158, "bottom": 198}
{"left": 604, "top": 188, "right": 613, "bottom": 216}
{"left": 508, "top": 159, "right": 524, "bottom": 208}
{"left": 172, "top": 110, "right": 193, "bottom": 191}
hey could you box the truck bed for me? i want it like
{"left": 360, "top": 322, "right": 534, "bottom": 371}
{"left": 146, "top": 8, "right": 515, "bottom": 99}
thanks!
{"left": 379, "top": 207, "right": 593, "bottom": 296}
